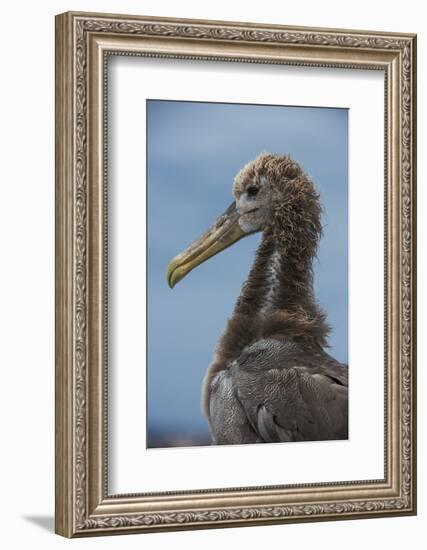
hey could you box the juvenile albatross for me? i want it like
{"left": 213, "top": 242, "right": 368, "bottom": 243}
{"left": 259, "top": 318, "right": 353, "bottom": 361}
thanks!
{"left": 167, "top": 153, "right": 348, "bottom": 444}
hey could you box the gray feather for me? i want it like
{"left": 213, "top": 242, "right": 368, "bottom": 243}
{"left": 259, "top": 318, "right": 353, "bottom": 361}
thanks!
{"left": 208, "top": 338, "right": 348, "bottom": 444}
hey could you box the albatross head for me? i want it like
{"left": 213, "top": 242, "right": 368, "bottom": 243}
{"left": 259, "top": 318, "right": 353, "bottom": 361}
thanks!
{"left": 167, "top": 153, "right": 322, "bottom": 288}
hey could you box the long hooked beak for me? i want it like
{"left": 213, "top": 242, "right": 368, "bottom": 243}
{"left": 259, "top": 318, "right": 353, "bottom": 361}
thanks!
{"left": 166, "top": 202, "right": 246, "bottom": 288}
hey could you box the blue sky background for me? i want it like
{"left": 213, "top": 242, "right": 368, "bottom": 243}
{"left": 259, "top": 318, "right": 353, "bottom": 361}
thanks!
{"left": 147, "top": 100, "right": 348, "bottom": 447}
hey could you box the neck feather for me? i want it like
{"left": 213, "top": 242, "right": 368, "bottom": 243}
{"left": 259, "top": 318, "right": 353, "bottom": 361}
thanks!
{"left": 234, "top": 232, "right": 319, "bottom": 318}
{"left": 213, "top": 232, "right": 330, "bottom": 367}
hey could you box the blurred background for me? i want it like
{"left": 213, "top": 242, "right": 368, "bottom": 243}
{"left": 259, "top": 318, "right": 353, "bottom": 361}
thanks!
{"left": 147, "top": 100, "right": 348, "bottom": 448}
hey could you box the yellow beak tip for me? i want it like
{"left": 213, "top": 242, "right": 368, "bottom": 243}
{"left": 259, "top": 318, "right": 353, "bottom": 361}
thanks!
{"left": 166, "top": 261, "right": 179, "bottom": 289}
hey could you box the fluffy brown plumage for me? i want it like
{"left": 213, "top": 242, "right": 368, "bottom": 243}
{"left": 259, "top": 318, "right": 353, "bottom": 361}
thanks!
{"left": 199, "top": 153, "right": 348, "bottom": 444}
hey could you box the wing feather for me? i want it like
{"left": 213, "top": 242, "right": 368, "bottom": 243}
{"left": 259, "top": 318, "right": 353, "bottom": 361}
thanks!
{"left": 229, "top": 339, "right": 348, "bottom": 442}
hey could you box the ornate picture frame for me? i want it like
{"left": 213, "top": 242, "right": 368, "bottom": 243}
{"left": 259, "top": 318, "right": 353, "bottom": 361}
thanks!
{"left": 55, "top": 11, "right": 417, "bottom": 537}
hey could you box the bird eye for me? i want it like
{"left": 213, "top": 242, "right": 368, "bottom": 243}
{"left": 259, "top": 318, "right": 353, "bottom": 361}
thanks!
{"left": 246, "top": 186, "right": 259, "bottom": 198}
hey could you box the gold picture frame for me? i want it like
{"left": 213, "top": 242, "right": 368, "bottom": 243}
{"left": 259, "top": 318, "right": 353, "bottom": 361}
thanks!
{"left": 55, "top": 11, "right": 417, "bottom": 537}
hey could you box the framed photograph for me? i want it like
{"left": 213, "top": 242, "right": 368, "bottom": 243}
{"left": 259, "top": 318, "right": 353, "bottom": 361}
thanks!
{"left": 55, "top": 11, "right": 417, "bottom": 537}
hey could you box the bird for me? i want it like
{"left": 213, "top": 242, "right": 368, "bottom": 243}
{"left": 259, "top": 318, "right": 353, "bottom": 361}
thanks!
{"left": 167, "top": 153, "right": 348, "bottom": 445}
